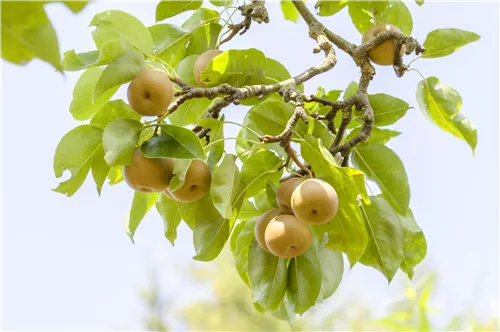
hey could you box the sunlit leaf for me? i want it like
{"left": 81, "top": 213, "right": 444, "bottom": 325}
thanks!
{"left": 317, "top": 246, "right": 343, "bottom": 300}
{"left": 156, "top": 193, "right": 182, "bottom": 245}
{"left": 399, "top": 209, "right": 427, "bottom": 279}
{"left": 156, "top": 0, "right": 202, "bottom": 22}
{"left": 281, "top": 0, "right": 300, "bottom": 22}
{"left": 241, "top": 150, "right": 283, "bottom": 197}
{"left": 126, "top": 191, "right": 158, "bottom": 242}
{"left": 211, "top": 154, "right": 240, "bottom": 219}
{"left": 315, "top": 0, "right": 347, "bottom": 16}
{"left": 91, "top": 144, "right": 110, "bottom": 196}
{"left": 103, "top": 119, "right": 142, "bottom": 166}
{"left": 422, "top": 29, "right": 480, "bottom": 59}
{"left": 90, "top": 100, "right": 141, "bottom": 129}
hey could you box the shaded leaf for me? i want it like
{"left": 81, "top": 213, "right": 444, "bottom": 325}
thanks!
{"left": 352, "top": 143, "right": 410, "bottom": 215}
{"left": 168, "top": 159, "right": 193, "bottom": 192}
{"left": 240, "top": 150, "right": 283, "bottom": 197}
{"left": 156, "top": 193, "right": 182, "bottom": 245}
{"left": 232, "top": 219, "right": 257, "bottom": 286}
{"left": 149, "top": 23, "right": 190, "bottom": 68}
{"left": 347, "top": 127, "right": 401, "bottom": 145}
{"left": 126, "top": 192, "right": 158, "bottom": 242}
{"left": 359, "top": 196, "right": 404, "bottom": 282}
{"left": 91, "top": 144, "right": 110, "bottom": 195}
{"left": 182, "top": 7, "right": 219, "bottom": 29}
{"left": 156, "top": 0, "right": 202, "bottom": 22}
{"left": 91, "top": 27, "right": 119, "bottom": 49}
{"left": 248, "top": 240, "right": 288, "bottom": 310}
{"left": 369, "top": 93, "right": 410, "bottom": 127}
{"left": 317, "top": 247, "right": 343, "bottom": 300}
{"left": 168, "top": 98, "right": 212, "bottom": 126}
{"left": 416, "top": 77, "right": 477, "bottom": 152}
{"left": 399, "top": 209, "right": 427, "bottom": 279}
{"left": 211, "top": 154, "right": 239, "bottom": 219}
{"left": 141, "top": 124, "right": 205, "bottom": 159}
{"left": 186, "top": 23, "right": 222, "bottom": 56}
{"left": 103, "top": 119, "right": 142, "bottom": 166}
{"left": 175, "top": 54, "right": 200, "bottom": 86}
{"left": 90, "top": 100, "right": 141, "bottom": 129}
{"left": 53, "top": 125, "right": 103, "bottom": 196}
{"left": 422, "top": 29, "right": 480, "bottom": 59}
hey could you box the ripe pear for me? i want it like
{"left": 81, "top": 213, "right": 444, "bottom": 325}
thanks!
{"left": 276, "top": 178, "right": 305, "bottom": 214}
{"left": 168, "top": 159, "right": 211, "bottom": 203}
{"left": 265, "top": 214, "right": 312, "bottom": 258}
{"left": 291, "top": 178, "right": 339, "bottom": 225}
{"left": 123, "top": 148, "right": 175, "bottom": 192}
{"left": 193, "top": 49, "right": 223, "bottom": 87}
{"left": 255, "top": 208, "right": 283, "bottom": 254}
{"left": 362, "top": 24, "right": 406, "bottom": 66}
{"left": 127, "top": 69, "right": 174, "bottom": 116}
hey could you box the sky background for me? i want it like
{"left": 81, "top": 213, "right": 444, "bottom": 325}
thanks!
{"left": 2, "top": 1, "right": 499, "bottom": 330}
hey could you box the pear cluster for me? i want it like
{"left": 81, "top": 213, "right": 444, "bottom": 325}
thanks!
{"left": 255, "top": 178, "right": 339, "bottom": 258}
{"left": 123, "top": 51, "right": 222, "bottom": 203}
{"left": 362, "top": 23, "right": 405, "bottom": 66}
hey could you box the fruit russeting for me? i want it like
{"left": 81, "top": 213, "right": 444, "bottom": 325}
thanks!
{"left": 265, "top": 214, "right": 312, "bottom": 259}
{"left": 193, "top": 49, "right": 223, "bottom": 87}
{"left": 123, "top": 148, "right": 174, "bottom": 193}
{"left": 276, "top": 178, "right": 305, "bottom": 214}
{"left": 362, "top": 24, "right": 406, "bottom": 66}
{"left": 255, "top": 208, "right": 282, "bottom": 254}
{"left": 291, "top": 179, "right": 339, "bottom": 225}
{"left": 127, "top": 69, "right": 174, "bottom": 116}
{"left": 167, "top": 159, "right": 212, "bottom": 203}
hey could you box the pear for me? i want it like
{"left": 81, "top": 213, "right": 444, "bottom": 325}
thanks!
{"left": 255, "top": 208, "right": 283, "bottom": 254}
{"left": 123, "top": 148, "right": 174, "bottom": 192}
{"left": 276, "top": 178, "right": 305, "bottom": 214}
{"left": 291, "top": 178, "right": 339, "bottom": 225}
{"left": 127, "top": 69, "right": 174, "bottom": 116}
{"left": 265, "top": 214, "right": 312, "bottom": 258}
{"left": 168, "top": 159, "right": 211, "bottom": 203}
{"left": 362, "top": 24, "right": 406, "bottom": 66}
{"left": 193, "top": 49, "right": 223, "bottom": 87}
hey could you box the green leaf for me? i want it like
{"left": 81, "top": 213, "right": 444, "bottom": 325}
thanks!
{"left": 175, "top": 54, "right": 200, "bottom": 86}
{"left": 156, "top": 0, "right": 202, "bottom": 22}
{"left": 91, "top": 144, "right": 110, "bottom": 196}
{"left": 317, "top": 247, "right": 343, "bottom": 300}
{"left": 233, "top": 218, "right": 257, "bottom": 286}
{"left": 90, "top": 100, "right": 141, "bottom": 129}
{"left": 266, "top": 182, "right": 279, "bottom": 209}
{"left": 126, "top": 192, "right": 158, "bottom": 242}
{"left": 347, "top": 127, "right": 401, "bottom": 145}
{"left": 416, "top": 0, "right": 424, "bottom": 6}
{"left": 250, "top": 98, "right": 295, "bottom": 136}
{"left": 210, "top": 0, "right": 234, "bottom": 7}
{"left": 89, "top": 10, "right": 153, "bottom": 54}
{"left": 204, "top": 118, "right": 225, "bottom": 169}
{"left": 211, "top": 154, "right": 239, "bottom": 219}
{"left": 178, "top": 200, "right": 199, "bottom": 229}
{"left": 416, "top": 77, "right": 477, "bottom": 152}
{"left": 347, "top": 1, "right": 389, "bottom": 34}
{"left": 193, "top": 195, "right": 230, "bottom": 261}
{"left": 149, "top": 24, "right": 190, "bottom": 68}
{"left": 315, "top": 0, "right": 348, "bottom": 17}
{"left": 422, "top": 29, "right": 480, "bottom": 59}
{"left": 400, "top": 209, "right": 427, "bottom": 279}
{"left": 62, "top": 50, "right": 98, "bottom": 71}
{"left": 53, "top": 125, "right": 103, "bottom": 197}
{"left": 1, "top": 2, "right": 62, "bottom": 70}
{"left": 248, "top": 240, "right": 288, "bottom": 310}
{"left": 287, "top": 248, "right": 322, "bottom": 314}
{"left": 156, "top": 193, "right": 183, "bottom": 245}
{"left": 102, "top": 119, "right": 142, "bottom": 166}
{"left": 280, "top": 1, "right": 300, "bottom": 22}
{"left": 186, "top": 23, "right": 222, "bottom": 56}
{"left": 315, "top": 90, "right": 343, "bottom": 115}
{"left": 379, "top": 1, "right": 413, "bottom": 36}
{"left": 94, "top": 49, "right": 146, "bottom": 100}
{"left": 201, "top": 48, "right": 267, "bottom": 87}
{"left": 91, "top": 27, "right": 119, "bottom": 49}
{"left": 63, "top": 1, "right": 88, "bottom": 13}
{"left": 107, "top": 166, "right": 123, "bottom": 185}
{"left": 300, "top": 137, "right": 368, "bottom": 264}
{"left": 182, "top": 7, "right": 219, "bottom": 29}
{"left": 352, "top": 143, "right": 410, "bottom": 215}
{"left": 369, "top": 93, "right": 410, "bottom": 127}
{"left": 309, "top": 120, "right": 335, "bottom": 147}
{"left": 168, "top": 98, "right": 212, "bottom": 126}
{"left": 359, "top": 195, "right": 405, "bottom": 282}
{"left": 70, "top": 67, "right": 119, "bottom": 121}
{"left": 141, "top": 124, "right": 205, "bottom": 159}
{"left": 343, "top": 81, "right": 358, "bottom": 99}
{"left": 241, "top": 150, "right": 283, "bottom": 197}
{"left": 168, "top": 159, "right": 193, "bottom": 192}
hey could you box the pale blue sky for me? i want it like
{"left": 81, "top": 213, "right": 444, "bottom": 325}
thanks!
{"left": 2, "top": 1, "right": 499, "bottom": 330}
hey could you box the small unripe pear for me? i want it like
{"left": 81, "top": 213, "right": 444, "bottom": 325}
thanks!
{"left": 362, "top": 24, "right": 405, "bottom": 66}
{"left": 168, "top": 159, "right": 211, "bottom": 203}
{"left": 291, "top": 178, "right": 339, "bottom": 225}
{"left": 127, "top": 69, "right": 174, "bottom": 116}
{"left": 265, "top": 214, "right": 312, "bottom": 258}
{"left": 193, "top": 49, "right": 223, "bottom": 87}
{"left": 255, "top": 208, "right": 283, "bottom": 254}
{"left": 276, "top": 178, "right": 305, "bottom": 214}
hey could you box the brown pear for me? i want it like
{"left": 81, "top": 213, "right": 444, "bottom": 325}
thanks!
{"left": 291, "top": 178, "right": 339, "bottom": 225}
{"left": 193, "top": 49, "right": 223, "bottom": 87}
{"left": 127, "top": 69, "right": 174, "bottom": 116}
{"left": 255, "top": 208, "right": 283, "bottom": 254}
{"left": 265, "top": 214, "right": 312, "bottom": 258}
{"left": 168, "top": 159, "right": 211, "bottom": 203}
{"left": 123, "top": 148, "right": 175, "bottom": 192}
{"left": 276, "top": 178, "right": 305, "bottom": 214}
{"left": 362, "top": 24, "right": 406, "bottom": 66}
